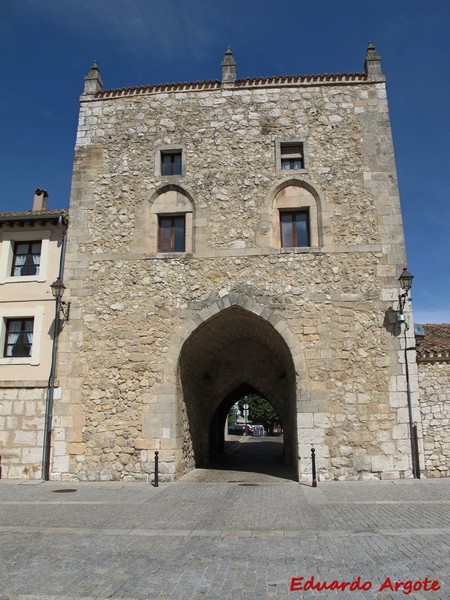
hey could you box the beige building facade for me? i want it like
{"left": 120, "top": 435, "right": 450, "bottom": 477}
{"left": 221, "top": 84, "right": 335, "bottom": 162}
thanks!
{"left": 0, "top": 191, "right": 67, "bottom": 479}
{"left": 47, "top": 43, "right": 426, "bottom": 483}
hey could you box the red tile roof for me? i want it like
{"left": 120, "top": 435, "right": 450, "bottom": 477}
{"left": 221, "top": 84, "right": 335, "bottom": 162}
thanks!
{"left": 0, "top": 209, "right": 68, "bottom": 225}
{"left": 416, "top": 324, "right": 450, "bottom": 362}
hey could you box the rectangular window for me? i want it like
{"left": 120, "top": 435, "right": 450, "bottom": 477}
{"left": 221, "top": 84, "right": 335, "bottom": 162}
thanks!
{"left": 161, "top": 151, "right": 182, "bottom": 176}
{"left": 11, "top": 241, "right": 42, "bottom": 276}
{"left": 280, "top": 143, "right": 304, "bottom": 170}
{"left": 4, "top": 318, "right": 34, "bottom": 357}
{"left": 280, "top": 211, "right": 310, "bottom": 247}
{"left": 158, "top": 216, "right": 186, "bottom": 252}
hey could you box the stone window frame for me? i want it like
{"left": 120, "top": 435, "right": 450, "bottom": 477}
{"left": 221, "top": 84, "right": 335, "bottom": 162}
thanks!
{"left": 0, "top": 230, "right": 51, "bottom": 285}
{"left": 270, "top": 180, "right": 320, "bottom": 249}
{"left": 0, "top": 305, "right": 44, "bottom": 366}
{"left": 155, "top": 144, "right": 186, "bottom": 178}
{"left": 275, "top": 138, "right": 308, "bottom": 172}
{"left": 150, "top": 185, "right": 194, "bottom": 256}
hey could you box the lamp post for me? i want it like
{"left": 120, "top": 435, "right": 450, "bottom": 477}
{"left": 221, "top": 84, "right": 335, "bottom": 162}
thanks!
{"left": 397, "top": 268, "right": 420, "bottom": 479}
{"left": 397, "top": 268, "right": 414, "bottom": 316}
{"left": 41, "top": 278, "right": 70, "bottom": 480}
{"left": 50, "top": 278, "right": 70, "bottom": 320}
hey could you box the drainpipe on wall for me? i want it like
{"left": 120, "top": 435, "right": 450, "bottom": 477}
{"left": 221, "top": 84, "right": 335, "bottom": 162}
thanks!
{"left": 403, "top": 327, "right": 421, "bottom": 479}
{"left": 42, "top": 215, "right": 67, "bottom": 481}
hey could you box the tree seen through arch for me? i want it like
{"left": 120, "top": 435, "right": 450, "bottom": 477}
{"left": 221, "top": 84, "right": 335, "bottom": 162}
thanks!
{"left": 229, "top": 394, "right": 282, "bottom": 435}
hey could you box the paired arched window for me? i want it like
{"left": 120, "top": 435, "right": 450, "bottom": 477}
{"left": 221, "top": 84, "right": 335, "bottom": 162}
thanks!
{"left": 142, "top": 180, "right": 323, "bottom": 254}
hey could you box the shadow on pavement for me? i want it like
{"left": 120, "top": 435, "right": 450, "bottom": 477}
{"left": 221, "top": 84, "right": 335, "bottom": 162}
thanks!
{"left": 185, "top": 436, "right": 298, "bottom": 483}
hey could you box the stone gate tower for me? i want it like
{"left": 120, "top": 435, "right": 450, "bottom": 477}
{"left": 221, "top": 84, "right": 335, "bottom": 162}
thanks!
{"left": 55, "top": 44, "right": 421, "bottom": 482}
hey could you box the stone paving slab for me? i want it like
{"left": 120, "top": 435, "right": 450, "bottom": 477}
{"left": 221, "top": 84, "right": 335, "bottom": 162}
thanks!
{"left": 1, "top": 479, "right": 449, "bottom": 599}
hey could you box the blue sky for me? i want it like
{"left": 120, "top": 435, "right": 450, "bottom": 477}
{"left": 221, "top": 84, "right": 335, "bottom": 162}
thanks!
{"left": 0, "top": 0, "right": 449, "bottom": 323}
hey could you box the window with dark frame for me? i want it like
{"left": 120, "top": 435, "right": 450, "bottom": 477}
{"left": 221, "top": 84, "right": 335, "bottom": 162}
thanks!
{"left": 280, "top": 143, "right": 304, "bottom": 170}
{"left": 11, "top": 241, "right": 42, "bottom": 276}
{"left": 161, "top": 151, "right": 182, "bottom": 176}
{"left": 4, "top": 318, "right": 34, "bottom": 358}
{"left": 280, "top": 211, "right": 310, "bottom": 248}
{"left": 158, "top": 215, "right": 186, "bottom": 252}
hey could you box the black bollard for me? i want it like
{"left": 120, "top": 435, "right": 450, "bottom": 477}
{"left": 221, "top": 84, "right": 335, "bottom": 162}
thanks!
{"left": 154, "top": 450, "right": 159, "bottom": 487}
{"left": 0, "top": 455, "right": 2, "bottom": 479}
{"left": 311, "top": 447, "right": 317, "bottom": 487}
{"left": 413, "top": 425, "right": 421, "bottom": 479}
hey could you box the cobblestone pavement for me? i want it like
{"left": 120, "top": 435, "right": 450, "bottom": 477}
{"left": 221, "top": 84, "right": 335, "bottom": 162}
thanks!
{"left": 1, "top": 473, "right": 449, "bottom": 600}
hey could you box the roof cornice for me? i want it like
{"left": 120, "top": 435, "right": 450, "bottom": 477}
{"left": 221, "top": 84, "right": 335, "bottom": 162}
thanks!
{"left": 0, "top": 209, "right": 68, "bottom": 227}
{"left": 91, "top": 72, "right": 375, "bottom": 101}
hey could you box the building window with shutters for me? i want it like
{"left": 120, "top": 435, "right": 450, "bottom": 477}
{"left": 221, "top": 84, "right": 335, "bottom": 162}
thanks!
{"left": 0, "top": 230, "right": 52, "bottom": 284}
{"left": 158, "top": 215, "right": 186, "bottom": 252}
{"left": 11, "top": 241, "right": 42, "bottom": 277}
{"left": 280, "top": 143, "right": 304, "bottom": 170}
{"left": 280, "top": 210, "right": 310, "bottom": 247}
{"left": 275, "top": 139, "right": 307, "bottom": 172}
{"left": 3, "top": 318, "right": 34, "bottom": 358}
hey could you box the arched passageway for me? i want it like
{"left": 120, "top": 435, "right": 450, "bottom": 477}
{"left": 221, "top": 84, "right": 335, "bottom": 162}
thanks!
{"left": 178, "top": 307, "right": 298, "bottom": 477}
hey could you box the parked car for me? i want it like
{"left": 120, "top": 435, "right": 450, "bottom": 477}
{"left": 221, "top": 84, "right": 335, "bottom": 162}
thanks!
{"left": 227, "top": 424, "right": 246, "bottom": 435}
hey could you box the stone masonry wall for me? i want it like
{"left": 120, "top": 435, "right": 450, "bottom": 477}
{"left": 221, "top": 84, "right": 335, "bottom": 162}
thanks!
{"left": 56, "top": 67, "right": 418, "bottom": 482}
{"left": 0, "top": 385, "right": 46, "bottom": 479}
{"left": 419, "top": 361, "right": 450, "bottom": 477}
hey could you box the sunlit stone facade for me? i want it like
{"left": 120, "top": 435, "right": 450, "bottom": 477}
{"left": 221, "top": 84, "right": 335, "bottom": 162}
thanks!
{"left": 54, "top": 45, "right": 424, "bottom": 482}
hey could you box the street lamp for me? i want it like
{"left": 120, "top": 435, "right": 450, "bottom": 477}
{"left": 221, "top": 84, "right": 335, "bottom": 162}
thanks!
{"left": 398, "top": 267, "right": 414, "bottom": 293}
{"left": 396, "top": 267, "right": 420, "bottom": 479}
{"left": 50, "top": 277, "right": 70, "bottom": 321}
{"left": 50, "top": 276, "right": 65, "bottom": 298}
{"left": 397, "top": 268, "right": 414, "bottom": 320}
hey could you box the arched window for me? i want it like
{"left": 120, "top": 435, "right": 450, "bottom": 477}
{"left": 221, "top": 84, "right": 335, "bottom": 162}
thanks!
{"left": 271, "top": 182, "right": 320, "bottom": 249}
{"left": 149, "top": 186, "right": 194, "bottom": 254}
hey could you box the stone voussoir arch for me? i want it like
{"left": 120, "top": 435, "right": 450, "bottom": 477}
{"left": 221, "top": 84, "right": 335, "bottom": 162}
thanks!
{"left": 148, "top": 182, "right": 197, "bottom": 208}
{"left": 265, "top": 174, "right": 326, "bottom": 210}
{"left": 163, "top": 294, "right": 308, "bottom": 386}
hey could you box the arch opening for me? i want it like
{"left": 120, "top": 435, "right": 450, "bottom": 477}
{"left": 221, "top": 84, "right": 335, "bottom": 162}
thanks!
{"left": 178, "top": 306, "right": 298, "bottom": 479}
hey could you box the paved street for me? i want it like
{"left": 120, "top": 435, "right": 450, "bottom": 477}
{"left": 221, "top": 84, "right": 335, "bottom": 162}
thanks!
{"left": 181, "top": 435, "right": 297, "bottom": 483}
{"left": 1, "top": 465, "right": 449, "bottom": 600}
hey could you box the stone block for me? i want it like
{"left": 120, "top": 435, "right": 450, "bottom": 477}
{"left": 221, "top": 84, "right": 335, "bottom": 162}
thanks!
{"left": 0, "top": 400, "right": 13, "bottom": 415}
{"left": 22, "top": 447, "right": 43, "bottom": 464}
{"left": 392, "top": 424, "right": 408, "bottom": 440}
{"left": 14, "top": 431, "right": 36, "bottom": 445}
{"left": 297, "top": 413, "right": 313, "bottom": 428}
{"left": 298, "top": 428, "right": 324, "bottom": 445}
{"left": 313, "top": 413, "right": 330, "bottom": 428}
{"left": 68, "top": 442, "right": 85, "bottom": 455}
{"left": 352, "top": 454, "right": 371, "bottom": 472}
{"left": 371, "top": 454, "right": 394, "bottom": 472}
{"left": 52, "top": 455, "right": 70, "bottom": 472}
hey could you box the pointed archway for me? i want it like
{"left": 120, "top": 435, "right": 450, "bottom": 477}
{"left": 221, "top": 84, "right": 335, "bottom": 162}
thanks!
{"left": 178, "top": 306, "right": 298, "bottom": 476}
